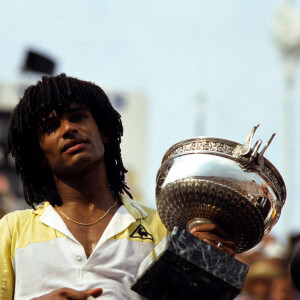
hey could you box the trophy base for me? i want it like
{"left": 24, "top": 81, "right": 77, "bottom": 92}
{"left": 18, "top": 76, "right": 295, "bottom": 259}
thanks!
{"left": 131, "top": 227, "right": 249, "bottom": 300}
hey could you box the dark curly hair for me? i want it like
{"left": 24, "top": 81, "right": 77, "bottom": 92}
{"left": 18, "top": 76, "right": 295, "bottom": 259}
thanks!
{"left": 7, "top": 73, "right": 132, "bottom": 208}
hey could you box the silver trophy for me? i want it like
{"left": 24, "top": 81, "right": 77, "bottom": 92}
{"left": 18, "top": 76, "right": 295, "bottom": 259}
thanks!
{"left": 132, "top": 125, "right": 286, "bottom": 300}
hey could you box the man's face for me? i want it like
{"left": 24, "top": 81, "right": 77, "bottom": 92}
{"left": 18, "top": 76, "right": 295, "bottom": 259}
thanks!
{"left": 261, "top": 184, "right": 269, "bottom": 197}
{"left": 38, "top": 103, "right": 108, "bottom": 178}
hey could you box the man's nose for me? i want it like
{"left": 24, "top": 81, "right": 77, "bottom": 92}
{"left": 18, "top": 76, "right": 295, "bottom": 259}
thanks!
{"left": 62, "top": 120, "right": 77, "bottom": 137}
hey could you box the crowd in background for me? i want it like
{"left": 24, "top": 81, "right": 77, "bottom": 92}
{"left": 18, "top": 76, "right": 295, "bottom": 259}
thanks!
{"left": 235, "top": 233, "right": 300, "bottom": 300}
{"left": 0, "top": 171, "right": 299, "bottom": 300}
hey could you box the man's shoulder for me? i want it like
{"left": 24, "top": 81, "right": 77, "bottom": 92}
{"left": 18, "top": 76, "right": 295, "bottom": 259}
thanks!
{"left": 1, "top": 202, "right": 63, "bottom": 252}
{"left": 0, "top": 208, "right": 35, "bottom": 243}
{"left": 1, "top": 208, "right": 33, "bottom": 223}
{"left": 0, "top": 202, "right": 50, "bottom": 229}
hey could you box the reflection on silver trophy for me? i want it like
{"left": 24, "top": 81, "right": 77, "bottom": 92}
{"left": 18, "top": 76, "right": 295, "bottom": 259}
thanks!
{"left": 132, "top": 124, "right": 286, "bottom": 300}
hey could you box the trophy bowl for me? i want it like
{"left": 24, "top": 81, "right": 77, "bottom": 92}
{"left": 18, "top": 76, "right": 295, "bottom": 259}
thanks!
{"left": 156, "top": 125, "right": 286, "bottom": 253}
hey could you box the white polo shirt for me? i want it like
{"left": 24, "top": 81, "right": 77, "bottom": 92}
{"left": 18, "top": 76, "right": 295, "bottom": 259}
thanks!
{"left": 0, "top": 196, "right": 167, "bottom": 300}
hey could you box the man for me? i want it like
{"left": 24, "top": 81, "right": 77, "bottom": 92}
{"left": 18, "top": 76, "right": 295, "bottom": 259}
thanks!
{"left": 255, "top": 184, "right": 271, "bottom": 219}
{"left": 0, "top": 74, "right": 235, "bottom": 299}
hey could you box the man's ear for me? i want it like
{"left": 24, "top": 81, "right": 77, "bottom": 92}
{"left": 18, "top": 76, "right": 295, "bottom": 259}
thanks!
{"left": 101, "top": 131, "right": 110, "bottom": 144}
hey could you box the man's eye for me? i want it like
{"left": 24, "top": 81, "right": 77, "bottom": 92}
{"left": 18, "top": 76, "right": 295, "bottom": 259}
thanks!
{"left": 72, "top": 113, "right": 87, "bottom": 121}
{"left": 41, "top": 122, "right": 58, "bottom": 134}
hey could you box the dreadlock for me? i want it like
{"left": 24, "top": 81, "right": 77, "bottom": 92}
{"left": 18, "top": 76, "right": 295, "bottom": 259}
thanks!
{"left": 7, "top": 73, "right": 132, "bottom": 208}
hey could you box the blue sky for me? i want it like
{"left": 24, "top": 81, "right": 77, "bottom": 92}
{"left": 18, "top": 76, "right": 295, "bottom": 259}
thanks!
{"left": 1, "top": 0, "right": 300, "bottom": 242}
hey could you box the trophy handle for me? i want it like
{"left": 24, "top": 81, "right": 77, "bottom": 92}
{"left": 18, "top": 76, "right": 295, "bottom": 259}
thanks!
{"left": 233, "top": 124, "right": 260, "bottom": 157}
{"left": 257, "top": 133, "right": 276, "bottom": 170}
{"left": 186, "top": 218, "right": 216, "bottom": 232}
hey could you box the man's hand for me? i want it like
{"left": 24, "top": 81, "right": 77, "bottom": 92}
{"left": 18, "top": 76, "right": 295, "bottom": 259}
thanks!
{"left": 31, "top": 287, "right": 103, "bottom": 299}
{"left": 189, "top": 222, "right": 236, "bottom": 256}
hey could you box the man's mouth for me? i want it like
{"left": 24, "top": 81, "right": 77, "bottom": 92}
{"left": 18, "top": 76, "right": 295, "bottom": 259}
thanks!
{"left": 62, "top": 138, "right": 88, "bottom": 153}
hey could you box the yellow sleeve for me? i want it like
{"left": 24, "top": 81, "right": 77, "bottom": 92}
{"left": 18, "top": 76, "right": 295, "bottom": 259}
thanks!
{"left": 0, "top": 215, "right": 15, "bottom": 300}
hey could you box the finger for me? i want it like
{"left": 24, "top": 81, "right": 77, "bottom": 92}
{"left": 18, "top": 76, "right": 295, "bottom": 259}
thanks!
{"left": 65, "top": 291, "right": 93, "bottom": 300}
{"left": 50, "top": 288, "right": 94, "bottom": 300}
{"left": 190, "top": 230, "right": 237, "bottom": 255}
{"left": 32, "top": 288, "right": 99, "bottom": 300}
{"left": 203, "top": 238, "right": 236, "bottom": 256}
{"left": 217, "top": 244, "right": 236, "bottom": 257}
{"left": 191, "top": 231, "right": 236, "bottom": 249}
{"left": 190, "top": 223, "right": 233, "bottom": 240}
{"left": 83, "top": 288, "right": 103, "bottom": 298}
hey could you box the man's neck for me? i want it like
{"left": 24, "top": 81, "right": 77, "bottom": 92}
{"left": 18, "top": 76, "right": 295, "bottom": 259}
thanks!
{"left": 53, "top": 166, "right": 116, "bottom": 209}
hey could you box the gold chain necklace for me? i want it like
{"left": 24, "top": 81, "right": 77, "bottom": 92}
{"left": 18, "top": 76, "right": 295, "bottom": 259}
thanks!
{"left": 55, "top": 198, "right": 118, "bottom": 226}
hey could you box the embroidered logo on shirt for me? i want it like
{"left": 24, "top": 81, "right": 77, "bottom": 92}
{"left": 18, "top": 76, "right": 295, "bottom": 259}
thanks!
{"left": 130, "top": 224, "right": 153, "bottom": 241}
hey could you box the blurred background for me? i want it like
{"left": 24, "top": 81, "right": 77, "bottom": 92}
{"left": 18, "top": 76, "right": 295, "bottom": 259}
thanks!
{"left": 1, "top": 1, "right": 300, "bottom": 298}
